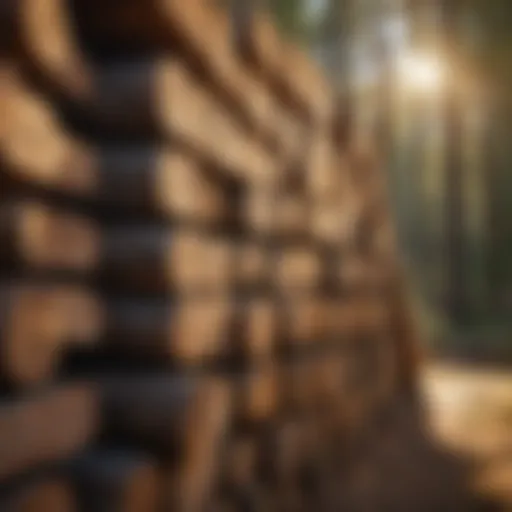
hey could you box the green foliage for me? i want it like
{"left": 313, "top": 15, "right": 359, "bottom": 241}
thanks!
{"left": 266, "top": 0, "right": 310, "bottom": 42}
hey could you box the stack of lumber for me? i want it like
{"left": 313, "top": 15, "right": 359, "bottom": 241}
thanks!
{"left": 0, "top": 0, "right": 419, "bottom": 510}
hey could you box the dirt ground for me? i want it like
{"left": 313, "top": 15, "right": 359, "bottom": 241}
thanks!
{"left": 422, "top": 363, "right": 512, "bottom": 510}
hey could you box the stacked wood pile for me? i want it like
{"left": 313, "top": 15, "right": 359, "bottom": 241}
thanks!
{"left": 0, "top": 0, "right": 420, "bottom": 510}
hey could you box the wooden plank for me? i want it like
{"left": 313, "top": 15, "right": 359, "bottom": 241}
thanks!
{"left": 92, "top": 148, "right": 232, "bottom": 224}
{"left": 70, "top": 450, "right": 159, "bottom": 512}
{"left": 241, "top": 185, "right": 277, "bottom": 237}
{"left": 101, "top": 375, "right": 230, "bottom": 452}
{"left": 84, "top": 59, "right": 274, "bottom": 184}
{"left": 221, "top": 437, "right": 257, "bottom": 492}
{"left": 232, "top": 297, "right": 276, "bottom": 362}
{"left": 386, "top": 281, "right": 422, "bottom": 395}
{"left": 306, "top": 136, "right": 341, "bottom": 200}
{"left": 102, "top": 228, "right": 233, "bottom": 295}
{"left": 200, "top": 7, "right": 274, "bottom": 138}
{"left": 234, "top": 242, "right": 270, "bottom": 290}
{"left": 271, "top": 106, "right": 306, "bottom": 165}
{"left": 74, "top": 0, "right": 274, "bottom": 139}
{"left": 105, "top": 298, "right": 233, "bottom": 364}
{"left": 233, "top": 366, "right": 280, "bottom": 426}
{"left": 0, "top": 283, "right": 102, "bottom": 387}
{"left": 0, "top": 384, "right": 98, "bottom": 481}
{"left": 280, "top": 42, "right": 334, "bottom": 124}
{"left": 237, "top": 10, "right": 283, "bottom": 81}
{"left": 280, "top": 296, "right": 330, "bottom": 348}
{"left": 101, "top": 375, "right": 231, "bottom": 512}
{"left": 0, "top": 74, "right": 94, "bottom": 194}
{"left": 1, "top": 82, "right": 231, "bottom": 221}
{"left": 1, "top": 68, "right": 272, "bottom": 190}
{"left": 274, "top": 193, "right": 309, "bottom": 239}
{"left": 310, "top": 202, "right": 342, "bottom": 246}
{"left": 364, "top": 336, "right": 398, "bottom": 406}
{"left": 0, "top": 200, "right": 99, "bottom": 273}
{"left": 260, "top": 421, "right": 307, "bottom": 486}
{"left": 0, "top": 0, "right": 93, "bottom": 99}
{"left": 307, "top": 353, "right": 355, "bottom": 415}
{"left": 274, "top": 249, "right": 321, "bottom": 292}
{"left": 280, "top": 359, "right": 319, "bottom": 413}
{"left": 336, "top": 257, "right": 393, "bottom": 292}
{"left": 331, "top": 298, "right": 390, "bottom": 338}
{"left": 0, "top": 477, "right": 76, "bottom": 512}
{"left": 310, "top": 196, "right": 361, "bottom": 247}
{"left": 240, "top": 11, "right": 334, "bottom": 123}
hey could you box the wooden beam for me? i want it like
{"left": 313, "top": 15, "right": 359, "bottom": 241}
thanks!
{"left": 0, "top": 283, "right": 102, "bottom": 387}
{"left": 0, "top": 200, "right": 99, "bottom": 273}
{"left": 233, "top": 366, "right": 280, "bottom": 426}
{"left": 101, "top": 375, "right": 231, "bottom": 511}
{"left": 232, "top": 297, "right": 276, "bottom": 362}
{"left": 102, "top": 228, "right": 234, "bottom": 295}
{"left": 104, "top": 298, "right": 233, "bottom": 364}
{"left": 0, "top": 0, "right": 93, "bottom": 99}
{"left": 83, "top": 59, "right": 274, "bottom": 184}
{"left": 0, "top": 384, "right": 98, "bottom": 480}
{"left": 0, "top": 477, "right": 76, "bottom": 512}
{"left": 234, "top": 242, "right": 270, "bottom": 290}
{"left": 74, "top": 0, "right": 275, "bottom": 138}
{"left": 70, "top": 450, "right": 159, "bottom": 512}
{"left": 281, "top": 296, "right": 330, "bottom": 348}
{"left": 274, "top": 249, "right": 321, "bottom": 292}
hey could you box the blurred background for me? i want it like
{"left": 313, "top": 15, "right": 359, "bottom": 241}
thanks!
{"left": 246, "top": 2, "right": 512, "bottom": 503}
{"left": 238, "top": 0, "right": 512, "bottom": 363}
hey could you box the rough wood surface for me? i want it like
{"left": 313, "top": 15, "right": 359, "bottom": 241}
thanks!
{"left": 280, "top": 42, "right": 334, "bottom": 123}
{"left": 0, "top": 74, "right": 94, "bottom": 194}
{"left": 0, "top": 0, "right": 93, "bottom": 99}
{"left": 102, "top": 228, "right": 233, "bottom": 295}
{"left": 280, "top": 296, "right": 330, "bottom": 347}
{"left": 274, "top": 249, "right": 321, "bottom": 292}
{"left": 101, "top": 375, "right": 231, "bottom": 511}
{"left": 0, "top": 384, "right": 98, "bottom": 480}
{"left": 241, "top": 186, "right": 277, "bottom": 237}
{"left": 237, "top": 10, "right": 283, "bottom": 81}
{"left": 0, "top": 283, "right": 102, "bottom": 386}
{"left": 331, "top": 297, "right": 390, "bottom": 338}
{"left": 234, "top": 367, "right": 280, "bottom": 426}
{"left": 0, "top": 477, "right": 76, "bottom": 512}
{"left": 235, "top": 243, "right": 270, "bottom": 290}
{"left": 310, "top": 197, "right": 361, "bottom": 246}
{"left": 336, "top": 257, "right": 393, "bottom": 292}
{"left": 74, "top": 0, "right": 274, "bottom": 138}
{"left": 222, "top": 437, "right": 257, "bottom": 492}
{"left": 232, "top": 298, "right": 276, "bottom": 362}
{"left": 104, "top": 298, "right": 233, "bottom": 364}
{"left": 71, "top": 450, "right": 159, "bottom": 512}
{"left": 83, "top": 59, "right": 274, "bottom": 184}
{"left": 0, "top": 200, "right": 99, "bottom": 272}
{"left": 91, "top": 148, "right": 232, "bottom": 224}
{"left": 1, "top": 86, "right": 232, "bottom": 222}
{"left": 274, "top": 194, "right": 309, "bottom": 239}
{"left": 260, "top": 421, "right": 307, "bottom": 486}
{"left": 239, "top": 11, "right": 333, "bottom": 123}
{"left": 102, "top": 375, "right": 229, "bottom": 449}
